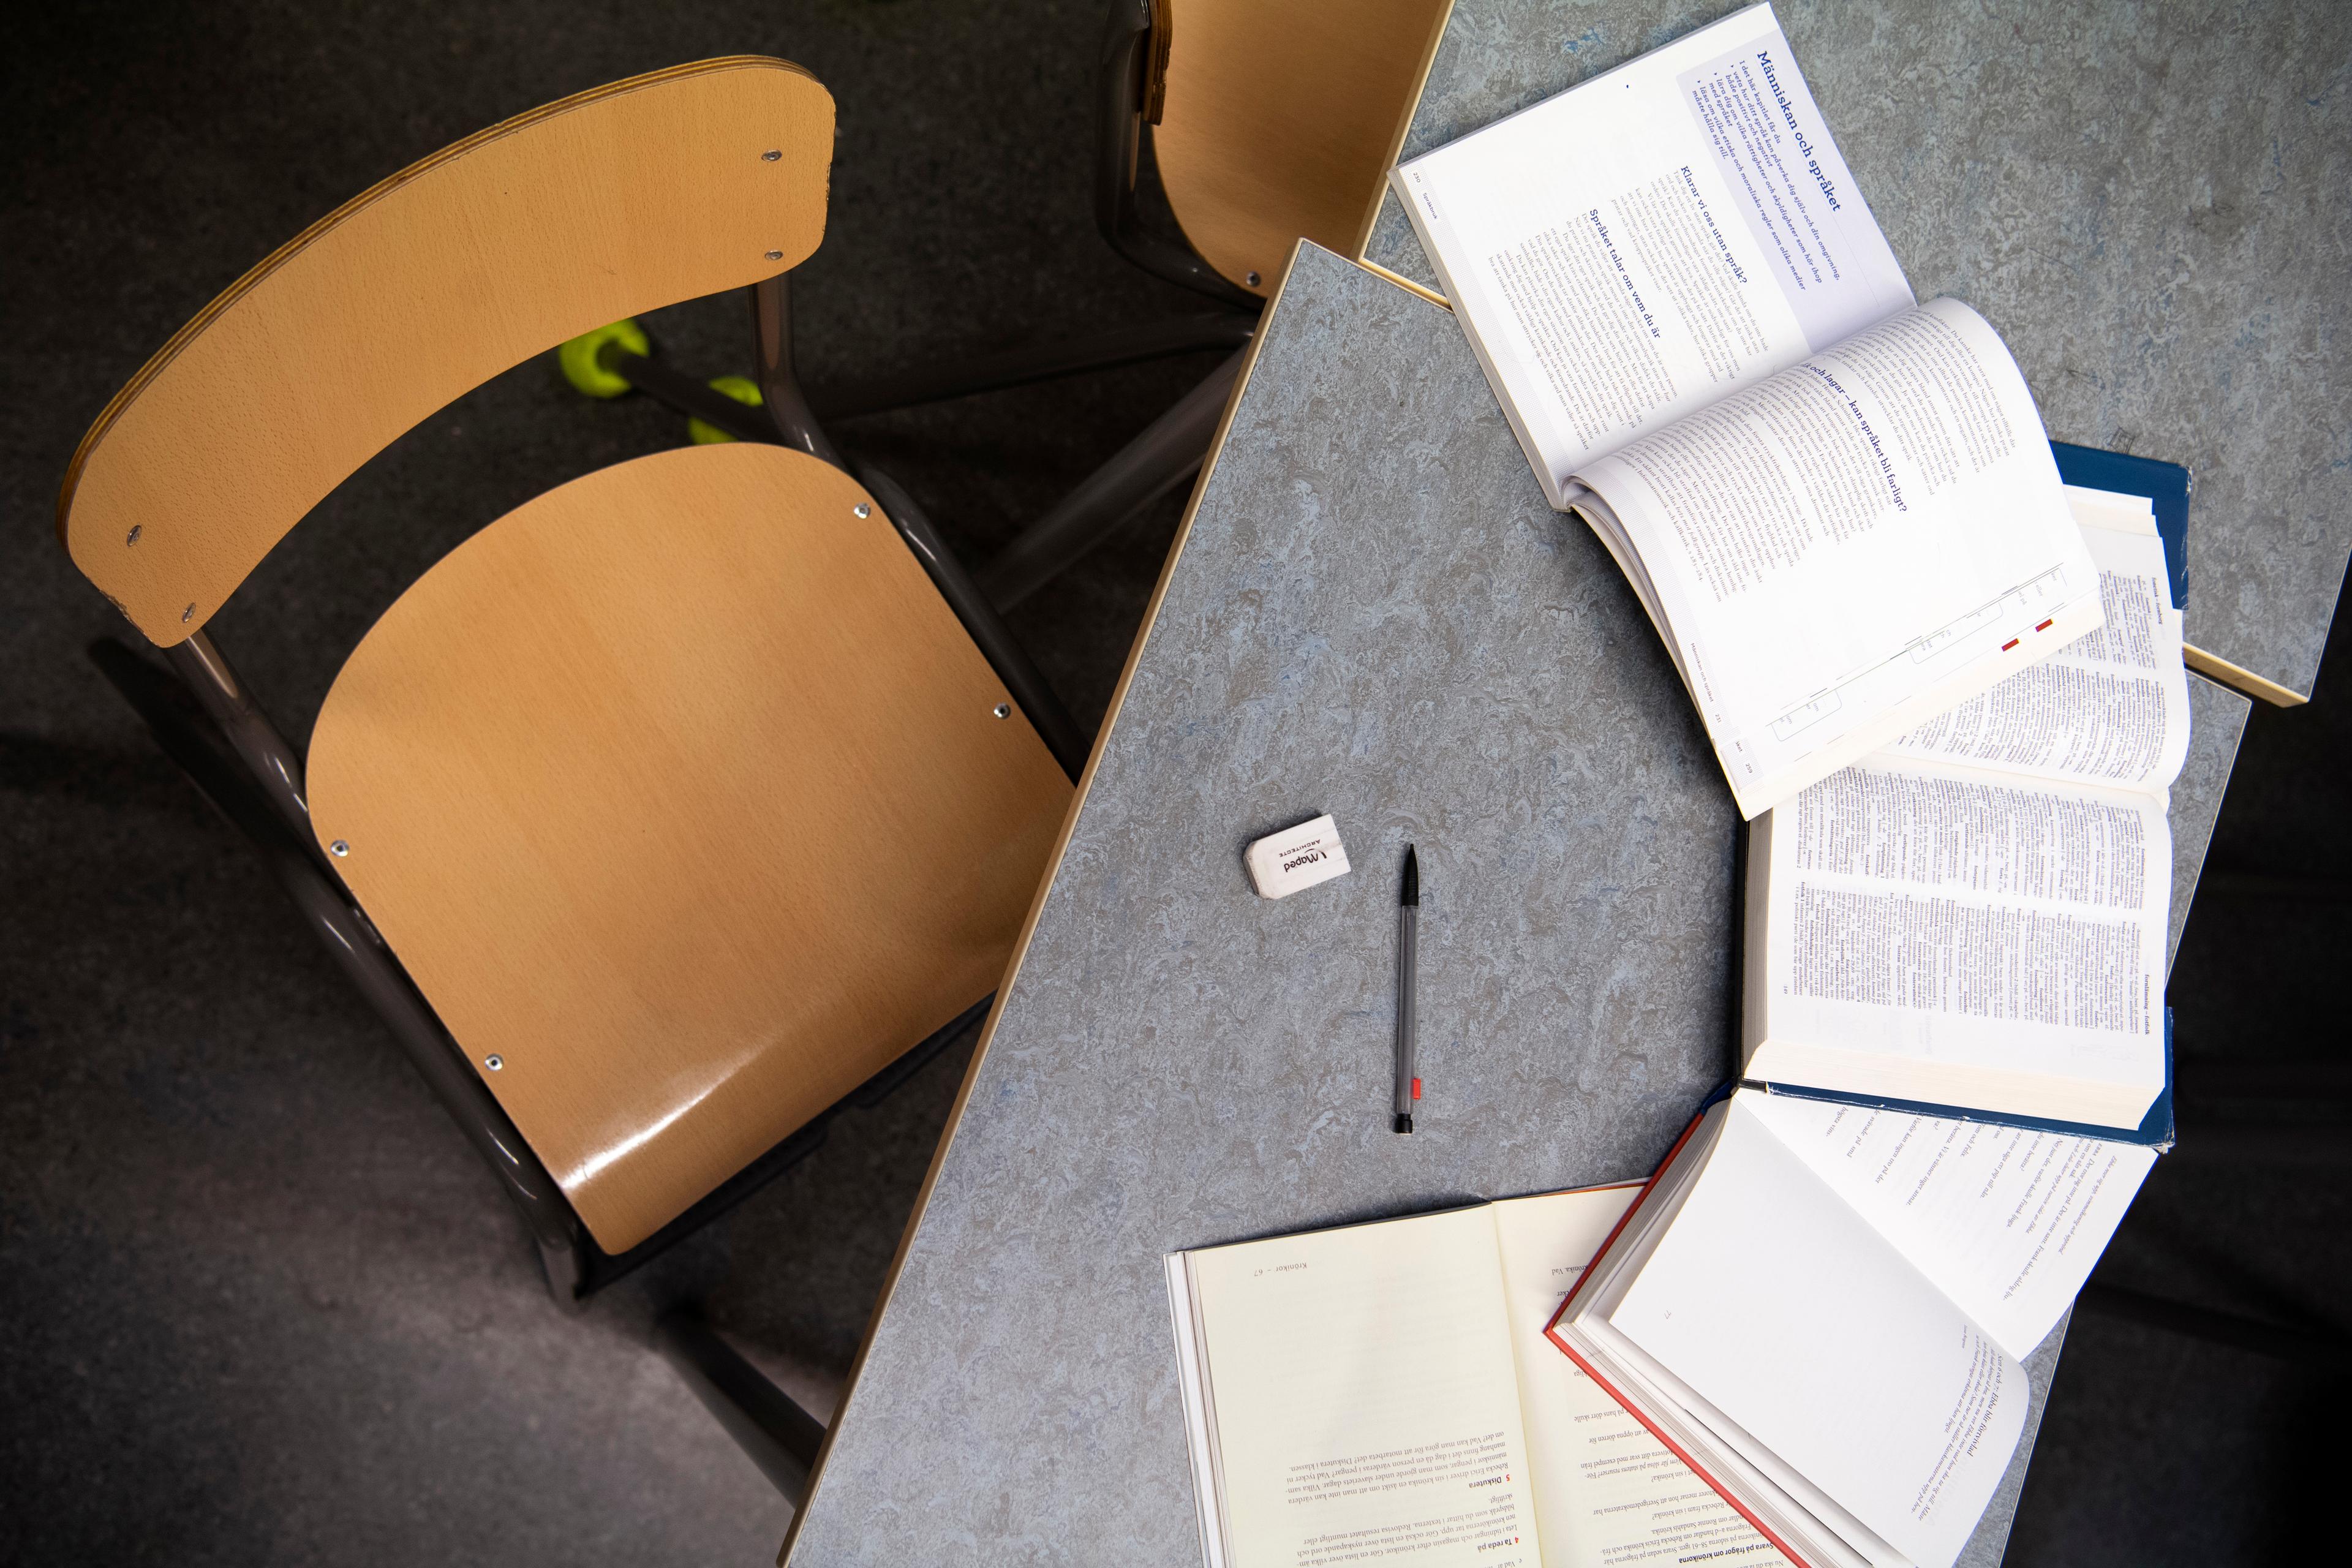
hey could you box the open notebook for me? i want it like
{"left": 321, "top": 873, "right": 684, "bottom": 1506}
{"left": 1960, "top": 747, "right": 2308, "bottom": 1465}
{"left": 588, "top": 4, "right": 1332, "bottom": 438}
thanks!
{"left": 1168, "top": 1186, "right": 1780, "bottom": 1568}
{"left": 1392, "top": 4, "right": 2103, "bottom": 816}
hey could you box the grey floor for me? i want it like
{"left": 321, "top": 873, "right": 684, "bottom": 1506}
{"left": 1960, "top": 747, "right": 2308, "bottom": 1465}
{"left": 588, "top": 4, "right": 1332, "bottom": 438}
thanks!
{"left": 2, "top": 2, "right": 2345, "bottom": 1564}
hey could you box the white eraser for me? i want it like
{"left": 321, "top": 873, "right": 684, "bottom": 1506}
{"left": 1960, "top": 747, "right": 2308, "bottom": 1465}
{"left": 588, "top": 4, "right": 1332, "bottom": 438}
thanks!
{"left": 1245, "top": 815, "right": 1351, "bottom": 900}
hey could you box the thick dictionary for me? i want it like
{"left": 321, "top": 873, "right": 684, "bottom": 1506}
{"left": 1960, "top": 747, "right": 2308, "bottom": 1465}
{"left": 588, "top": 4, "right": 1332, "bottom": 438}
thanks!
{"left": 1740, "top": 487, "right": 2188, "bottom": 1130}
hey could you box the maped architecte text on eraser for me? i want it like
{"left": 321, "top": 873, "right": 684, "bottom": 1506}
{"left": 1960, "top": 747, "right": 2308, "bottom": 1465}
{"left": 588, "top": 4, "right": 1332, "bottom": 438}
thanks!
{"left": 1245, "top": 815, "right": 1351, "bottom": 900}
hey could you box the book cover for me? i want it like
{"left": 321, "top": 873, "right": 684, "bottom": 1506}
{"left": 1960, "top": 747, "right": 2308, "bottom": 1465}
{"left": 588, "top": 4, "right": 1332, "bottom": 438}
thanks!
{"left": 1748, "top": 1008, "right": 2177, "bottom": 1151}
{"left": 2051, "top": 440, "right": 2190, "bottom": 611}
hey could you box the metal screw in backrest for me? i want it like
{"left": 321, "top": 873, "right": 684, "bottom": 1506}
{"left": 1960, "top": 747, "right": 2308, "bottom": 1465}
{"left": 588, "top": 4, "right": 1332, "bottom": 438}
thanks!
{"left": 852, "top": 502, "right": 871, "bottom": 519}
{"left": 125, "top": 525, "right": 141, "bottom": 545}
{"left": 329, "top": 840, "right": 349, "bottom": 856}
{"left": 765, "top": 249, "right": 783, "bottom": 260}
{"left": 484, "top": 1055, "right": 503, "bottom": 1071}
{"left": 1246, "top": 271, "right": 1261, "bottom": 287}
{"left": 761, "top": 149, "right": 781, "bottom": 162}
{"left": 992, "top": 703, "right": 1012, "bottom": 720}
{"left": 181, "top": 603, "right": 195, "bottom": 622}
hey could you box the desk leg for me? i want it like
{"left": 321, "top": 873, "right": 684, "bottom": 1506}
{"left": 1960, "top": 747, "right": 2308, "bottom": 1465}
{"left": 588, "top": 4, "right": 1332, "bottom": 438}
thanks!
{"left": 976, "top": 349, "right": 1246, "bottom": 610}
{"left": 656, "top": 1310, "right": 827, "bottom": 1505}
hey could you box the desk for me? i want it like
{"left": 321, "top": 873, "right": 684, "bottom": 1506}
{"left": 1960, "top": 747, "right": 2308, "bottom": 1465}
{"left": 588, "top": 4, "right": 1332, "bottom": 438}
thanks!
{"left": 782, "top": 243, "right": 2234, "bottom": 1564}
{"left": 1366, "top": 0, "right": 2351, "bottom": 701}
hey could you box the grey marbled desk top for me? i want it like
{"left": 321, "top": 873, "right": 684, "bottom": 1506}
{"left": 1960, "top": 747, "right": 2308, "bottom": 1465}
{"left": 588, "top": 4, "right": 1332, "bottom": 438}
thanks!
{"left": 1365, "top": 0, "right": 2351, "bottom": 698}
{"left": 788, "top": 244, "right": 1735, "bottom": 1562}
{"left": 780, "top": 243, "right": 2234, "bottom": 1564}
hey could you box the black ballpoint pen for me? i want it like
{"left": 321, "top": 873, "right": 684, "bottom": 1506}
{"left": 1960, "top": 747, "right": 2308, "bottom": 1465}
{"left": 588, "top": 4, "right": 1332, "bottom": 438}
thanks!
{"left": 1393, "top": 845, "right": 1419, "bottom": 1134}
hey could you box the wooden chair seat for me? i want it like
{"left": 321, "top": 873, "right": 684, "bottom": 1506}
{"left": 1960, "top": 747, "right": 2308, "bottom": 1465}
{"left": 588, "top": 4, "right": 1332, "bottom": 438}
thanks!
{"left": 304, "top": 442, "right": 1072, "bottom": 1253}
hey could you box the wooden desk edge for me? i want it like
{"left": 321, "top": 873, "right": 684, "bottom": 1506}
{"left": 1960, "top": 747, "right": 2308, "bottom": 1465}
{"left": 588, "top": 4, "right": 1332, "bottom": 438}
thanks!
{"left": 776, "top": 239, "right": 1419, "bottom": 1566}
{"left": 2184, "top": 641, "right": 2310, "bottom": 707}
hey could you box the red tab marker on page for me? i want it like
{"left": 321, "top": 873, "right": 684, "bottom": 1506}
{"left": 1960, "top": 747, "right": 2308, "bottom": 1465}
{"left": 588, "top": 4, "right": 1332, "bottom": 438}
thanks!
{"left": 2001, "top": 638, "right": 2021, "bottom": 651}
{"left": 2035, "top": 618, "right": 2054, "bottom": 631}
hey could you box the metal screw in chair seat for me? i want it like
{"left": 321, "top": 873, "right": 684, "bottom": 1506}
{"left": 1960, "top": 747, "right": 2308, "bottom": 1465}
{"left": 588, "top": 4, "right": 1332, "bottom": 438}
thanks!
{"left": 993, "top": 704, "right": 1011, "bottom": 719}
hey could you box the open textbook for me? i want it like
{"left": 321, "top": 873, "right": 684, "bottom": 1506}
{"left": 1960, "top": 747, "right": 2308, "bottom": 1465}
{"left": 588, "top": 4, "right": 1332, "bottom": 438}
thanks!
{"left": 1392, "top": 4, "right": 2103, "bottom": 816}
{"left": 1743, "top": 488, "right": 2189, "bottom": 1129}
{"left": 1547, "top": 1090, "right": 2153, "bottom": 1568}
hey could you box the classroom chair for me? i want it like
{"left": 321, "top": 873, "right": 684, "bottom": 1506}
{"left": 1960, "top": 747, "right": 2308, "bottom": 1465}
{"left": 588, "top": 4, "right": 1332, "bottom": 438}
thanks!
{"left": 58, "top": 58, "right": 1082, "bottom": 1502}
{"left": 587, "top": 0, "right": 1453, "bottom": 610}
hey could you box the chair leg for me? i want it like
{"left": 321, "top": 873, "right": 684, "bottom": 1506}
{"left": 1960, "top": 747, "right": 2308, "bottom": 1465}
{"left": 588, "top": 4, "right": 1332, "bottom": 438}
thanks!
{"left": 88, "top": 639, "right": 592, "bottom": 1303}
{"left": 976, "top": 347, "right": 1247, "bottom": 611}
{"left": 601, "top": 345, "right": 779, "bottom": 445}
{"left": 656, "top": 1309, "right": 827, "bottom": 1504}
{"left": 597, "top": 304, "right": 1250, "bottom": 440}
{"left": 805, "top": 311, "right": 1254, "bottom": 422}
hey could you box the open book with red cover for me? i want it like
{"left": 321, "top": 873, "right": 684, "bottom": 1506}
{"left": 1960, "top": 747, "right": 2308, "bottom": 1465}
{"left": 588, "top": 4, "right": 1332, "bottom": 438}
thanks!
{"left": 1544, "top": 1088, "right": 2152, "bottom": 1568}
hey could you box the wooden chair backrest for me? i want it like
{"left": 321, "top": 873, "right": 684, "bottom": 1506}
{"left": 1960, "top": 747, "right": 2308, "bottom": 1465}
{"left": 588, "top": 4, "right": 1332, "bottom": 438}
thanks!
{"left": 1150, "top": 0, "right": 1453, "bottom": 295}
{"left": 57, "top": 58, "right": 834, "bottom": 646}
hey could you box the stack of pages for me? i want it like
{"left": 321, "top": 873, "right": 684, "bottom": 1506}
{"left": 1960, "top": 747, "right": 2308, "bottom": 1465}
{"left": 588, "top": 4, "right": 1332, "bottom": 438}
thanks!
{"left": 1744, "top": 484, "right": 2188, "bottom": 1133}
{"left": 1545, "top": 1090, "right": 2152, "bottom": 1568}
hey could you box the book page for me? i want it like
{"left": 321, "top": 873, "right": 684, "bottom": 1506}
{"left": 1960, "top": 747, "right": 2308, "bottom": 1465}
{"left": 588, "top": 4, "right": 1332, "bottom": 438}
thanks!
{"left": 1741, "top": 1090, "right": 2156, "bottom": 1358}
{"left": 1558, "top": 1112, "right": 1898, "bottom": 1568}
{"left": 1489, "top": 1188, "right": 1779, "bottom": 1568}
{"left": 1608, "top": 1098, "right": 2028, "bottom": 1568}
{"left": 1392, "top": 2, "right": 1911, "bottom": 501}
{"left": 1885, "top": 496, "right": 2189, "bottom": 796}
{"left": 1183, "top": 1207, "right": 1542, "bottom": 1568}
{"left": 1574, "top": 298, "right": 2104, "bottom": 818}
{"left": 1750, "top": 753, "right": 2171, "bottom": 1126}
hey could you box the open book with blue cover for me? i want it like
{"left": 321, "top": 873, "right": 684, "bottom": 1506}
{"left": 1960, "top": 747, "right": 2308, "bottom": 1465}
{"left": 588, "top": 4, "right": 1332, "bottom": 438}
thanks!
{"left": 1393, "top": 4, "right": 2108, "bottom": 818}
{"left": 1741, "top": 483, "right": 2190, "bottom": 1133}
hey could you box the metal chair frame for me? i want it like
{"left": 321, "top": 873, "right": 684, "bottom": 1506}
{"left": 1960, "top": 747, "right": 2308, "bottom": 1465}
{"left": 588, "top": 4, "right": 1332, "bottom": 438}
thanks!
{"left": 612, "top": 0, "right": 1259, "bottom": 613}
